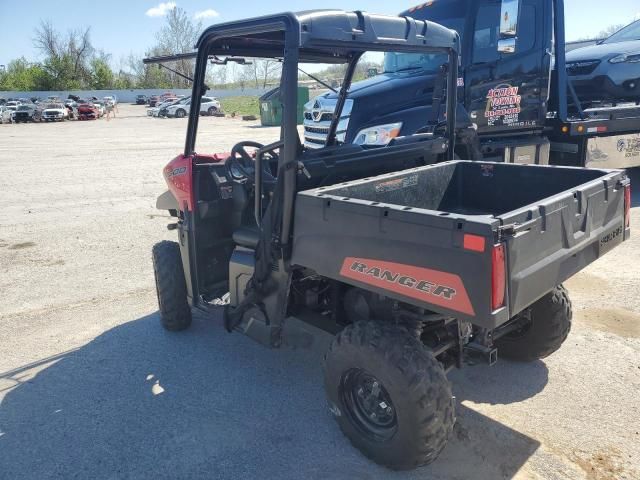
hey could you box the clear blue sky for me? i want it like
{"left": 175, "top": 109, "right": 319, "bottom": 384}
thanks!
{"left": 1, "top": 0, "right": 639, "bottom": 67}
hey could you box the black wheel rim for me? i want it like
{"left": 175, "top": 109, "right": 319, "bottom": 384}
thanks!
{"left": 340, "top": 369, "right": 397, "bottom": 441}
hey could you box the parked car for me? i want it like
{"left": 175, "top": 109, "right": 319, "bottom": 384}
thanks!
{"left": 66, "top": 104, "right": 77, "bottom": 119}
{"left": 150, "top": 97, "right": 181, "bottom": 117}
{"left": 148, "top": 101, "right": 167, "bottom": 116}
{"left": 0, "top": 105, "right": 16, "bottom": 123}
{"left": 64, "top": 99, "right": 77, "bottom": 119}
{"left": 136, "top": 94, "right": 148, "bottom": 105}
{"left": 77, "top": 100, "right": 99, "bottom": 120}
{"left": 92, "top": 101, "right": 106, "bottom": 117}
{"left": 5, "top": 100, "right": 21, "bottom": 108}
{"left": 200, "top": 96, "right": 222, "bottom": 116}
{"left": 148, "top": 95, "right": 160, "bottom": 107}
{"left": 567, "top": 19, "right": 640, "bottom": 105}
{"left": 163, "top": 96, "right": 221, "bottom": 118}
{"left": 41, "top": 102, "right": 69, "bottom": 122}
{"left": 162, "top": 97, "right": 192, "bottom": 118}
{"left": 13, "top": 104, "right": 39, "bottom": 123}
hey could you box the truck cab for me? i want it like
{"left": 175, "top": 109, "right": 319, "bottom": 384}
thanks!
{"left": 303, "top": 0, "right": 640, "bottom": 168}
{"left": 305, "top": 0, "right": 549, "bottom": 152}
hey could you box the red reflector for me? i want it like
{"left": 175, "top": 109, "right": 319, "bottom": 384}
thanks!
{"left": 463, "top": 234, "right": 486, "bottom": 252}
{"left": 491, "top": 244, "right": 506, "bottom": 311}
{"left": 624, "top": 184, "right": 631, "bottom": 228}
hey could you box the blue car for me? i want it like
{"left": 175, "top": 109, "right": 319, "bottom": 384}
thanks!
{"left": 567, "top": 19, "right": 640, "bottom": 104}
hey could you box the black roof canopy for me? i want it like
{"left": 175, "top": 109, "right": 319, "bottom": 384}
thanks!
{"left": 195, "top": 10, "right": 460, "bottom": 63}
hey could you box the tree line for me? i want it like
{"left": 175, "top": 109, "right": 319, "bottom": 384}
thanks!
{"left": 1, "top": 8, "right": 215, "bottom": 92}
{"left": 0, "top": 6, "right": 385, "bottom": 93}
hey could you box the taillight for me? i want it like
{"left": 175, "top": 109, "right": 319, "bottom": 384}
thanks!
{"left": 624, "top": 184, "right": 631, "bottom": 229}
{"left": 491, "top": 244, "right": 506, "bottom": 311}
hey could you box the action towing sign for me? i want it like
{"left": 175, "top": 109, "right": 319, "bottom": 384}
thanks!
{"left": 485, "top": 84, "right": 522, "bottom": 127}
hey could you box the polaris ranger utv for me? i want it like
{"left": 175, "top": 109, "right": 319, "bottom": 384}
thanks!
{"left": 149, "top": 10, "right": 631, "bottom": 470}
{"left": 302, "top": 0, "right": 640, "bottom": 171}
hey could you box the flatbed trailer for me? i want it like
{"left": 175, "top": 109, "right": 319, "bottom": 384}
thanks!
{"left": 548, "top": 104, "right": 640, "bottom": 168}
{"left": 545, "top": 1, "right": 640, "bottom": 168}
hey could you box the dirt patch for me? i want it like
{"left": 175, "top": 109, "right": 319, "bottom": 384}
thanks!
{"left": 572, "top": 448, "right": 634, "bottom": 480}
{"left": 577, "top": 307, "right": 640, "bottom": 338}
{"left": 8, "top": 242, "right": 36, "bottom": 250}
{"left": 565, "top": 272, "right": 612, "bottom": 296}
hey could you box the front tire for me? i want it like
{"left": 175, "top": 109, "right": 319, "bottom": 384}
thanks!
{"left": 207, "top": 106, "right": 218, "bottom": 116}
{"left": 152, "top": 241, "right": 192, "bottom": 331}
{"left": 496, "top": 285, "right": 572, "bottom": 362}
{"left": 324, "top": 321, "right": 455, "bottom": 470}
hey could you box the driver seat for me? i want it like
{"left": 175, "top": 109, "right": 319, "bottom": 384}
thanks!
{"left": 232, "top": 226, "right": 260, "bottom": 249}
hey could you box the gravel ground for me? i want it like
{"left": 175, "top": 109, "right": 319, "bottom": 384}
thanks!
{"left": 0, "top": 104, "right": 638, "bottom": 480}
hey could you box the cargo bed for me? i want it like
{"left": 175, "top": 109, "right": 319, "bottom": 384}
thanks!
{"left": 291, "top": 161, "right": 630, "bottom": 328}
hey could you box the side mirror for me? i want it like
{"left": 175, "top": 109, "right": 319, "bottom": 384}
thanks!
{"left": 498, "top": 38, "right": 516, "bottom": 54}
{"left": 499, "top": 0, "right": 520, "bottom": 38}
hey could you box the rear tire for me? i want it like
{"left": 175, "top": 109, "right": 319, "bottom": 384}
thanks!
{"left": 496, "top": 285, "right": 572, "bottom": 362}
{"left": 176, "top": 109, "right": 186, "bottom": 118}
{"left": 152, "top": 241, "right": 192, "bottom": 331}
{"left": 324, "top": 321, "right": 455, "bottom": 470}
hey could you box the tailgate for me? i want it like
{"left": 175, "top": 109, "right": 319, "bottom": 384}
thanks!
{"left": 499, "top": 168, "right": 630, "bottom": 316}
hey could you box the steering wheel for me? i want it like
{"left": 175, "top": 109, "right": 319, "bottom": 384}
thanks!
{"left": 227, "top": 141, "right": 278, "bottom": 183}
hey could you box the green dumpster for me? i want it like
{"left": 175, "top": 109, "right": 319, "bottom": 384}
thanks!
{"left": 259, "top": 86, "right": 309, "bottom": 126}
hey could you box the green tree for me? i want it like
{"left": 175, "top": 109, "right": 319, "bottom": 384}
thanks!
{"left": 113, "top": 71, "right": 135, "bottom": 89}
{"left": 42, "top": 54, "right": 84, "bottom": 90}
{"left": 0, "top": 57, "right": 52, "bottom": 91}
{"left": 90, "top": 58, "right": 114, "bottom": 89}
{"left": 32, "top": 21, "right": 96, "bottom": 89}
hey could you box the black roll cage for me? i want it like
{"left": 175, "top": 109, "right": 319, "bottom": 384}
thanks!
{"left": 146, "top": 10, "right": 460, "bottom": 245}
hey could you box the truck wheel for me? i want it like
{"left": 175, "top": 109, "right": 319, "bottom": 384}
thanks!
{"left": 324, "top": 321, "right": 455, "bottom": 470}
{"left": 496, "top": 285, "right": 572, "bottom": 362}
{"left": 152, "top": 241, "right": 192, "bottom": 331}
